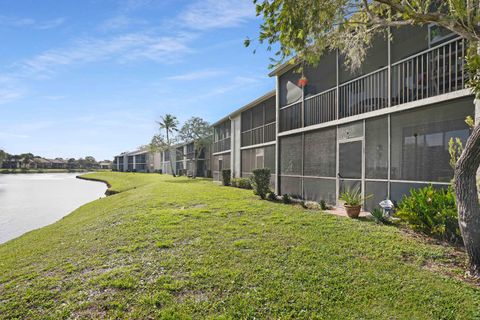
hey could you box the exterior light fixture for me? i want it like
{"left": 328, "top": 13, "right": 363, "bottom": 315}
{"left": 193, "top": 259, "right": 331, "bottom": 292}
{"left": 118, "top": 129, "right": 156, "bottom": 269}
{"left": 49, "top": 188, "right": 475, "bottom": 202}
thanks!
{"left": 379, "top": 199, "right": 394, "bottom": 218}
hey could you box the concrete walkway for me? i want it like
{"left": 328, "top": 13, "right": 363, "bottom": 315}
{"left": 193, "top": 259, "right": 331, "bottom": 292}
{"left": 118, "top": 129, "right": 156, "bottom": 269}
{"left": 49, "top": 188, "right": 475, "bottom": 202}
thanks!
{"left": 324, "top": 206, "right": 372, "bottom": 218}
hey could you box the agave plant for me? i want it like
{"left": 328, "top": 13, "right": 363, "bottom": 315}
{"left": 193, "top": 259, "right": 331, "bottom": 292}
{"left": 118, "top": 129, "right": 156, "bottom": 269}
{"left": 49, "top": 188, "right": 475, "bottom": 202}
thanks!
{"left": 340, "top": 187, "right": 372, "bottom": 206}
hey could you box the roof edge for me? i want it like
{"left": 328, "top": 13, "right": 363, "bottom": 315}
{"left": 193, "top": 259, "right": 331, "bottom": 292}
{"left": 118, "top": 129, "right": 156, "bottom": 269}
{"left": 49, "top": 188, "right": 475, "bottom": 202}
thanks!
{"left": 268, "top": 58, "right": 299, "bottom": 77}
{"left": 212, "top": 90, "right": 276, "bottom": 127}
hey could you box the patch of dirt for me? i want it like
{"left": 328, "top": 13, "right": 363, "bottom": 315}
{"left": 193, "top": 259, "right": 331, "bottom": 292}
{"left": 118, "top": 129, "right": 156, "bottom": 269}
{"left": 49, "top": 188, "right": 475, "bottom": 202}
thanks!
{"left": 398, "top": 228, "right": 479, "bottom": 286}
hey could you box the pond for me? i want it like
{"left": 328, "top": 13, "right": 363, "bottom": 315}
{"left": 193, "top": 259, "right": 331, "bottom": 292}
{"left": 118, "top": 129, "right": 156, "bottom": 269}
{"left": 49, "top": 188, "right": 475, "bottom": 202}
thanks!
{"left": 0, "top": 173, "right": 107, "bottom": 243}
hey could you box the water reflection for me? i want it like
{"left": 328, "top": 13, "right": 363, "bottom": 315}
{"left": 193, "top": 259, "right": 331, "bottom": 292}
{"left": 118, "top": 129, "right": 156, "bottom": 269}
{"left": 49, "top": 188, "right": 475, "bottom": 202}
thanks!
{"left": 0, "top": 173, "right": 107, "bottom": 243}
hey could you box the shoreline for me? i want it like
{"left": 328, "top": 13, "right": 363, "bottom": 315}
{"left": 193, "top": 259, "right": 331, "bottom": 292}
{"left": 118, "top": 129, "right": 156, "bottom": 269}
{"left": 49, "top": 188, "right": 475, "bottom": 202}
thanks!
{"left": 76, "top": 175, "right": 119, "bottom": 196}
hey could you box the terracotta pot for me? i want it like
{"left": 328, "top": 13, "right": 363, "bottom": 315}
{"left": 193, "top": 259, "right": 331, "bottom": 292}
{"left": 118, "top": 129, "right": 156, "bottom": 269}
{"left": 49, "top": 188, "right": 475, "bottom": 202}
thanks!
{"left": 344, "top": 204, "right": 361, "bottom": 218}
{"left": 298, "top": 77, "right": 308, "bottom": 87}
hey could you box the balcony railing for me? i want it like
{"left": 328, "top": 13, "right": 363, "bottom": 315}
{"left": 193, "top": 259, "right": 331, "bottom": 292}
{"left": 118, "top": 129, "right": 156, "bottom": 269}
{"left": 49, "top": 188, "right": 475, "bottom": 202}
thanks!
{"left": 213, "top": 137, "right": 231, "bottom": 153}
{"left": 264, "top": 122, "right": 276, "bottom": 142}
{"left": 279, "top": 37, "right": 468, "bottom": 132}
{"left": 241, "top": 122, "right": 276, "bottom": 147}
{"left": 339, "top": 67, "right": 388, "bottom": 118}
{"left": 280, "top": 101, "right": 302, "bottom": 132}
{"left": 305, "top": 88, "right": 337, "bottom": 126}
{"left": 391, "top": 37, "right": 467, "bottom": 105}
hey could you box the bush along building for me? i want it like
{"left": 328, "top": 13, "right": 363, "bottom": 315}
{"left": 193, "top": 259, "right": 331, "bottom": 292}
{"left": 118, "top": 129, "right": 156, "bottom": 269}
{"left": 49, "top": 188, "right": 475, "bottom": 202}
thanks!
{"left": 211, "top": 25, "right": 475, "bottom": 211}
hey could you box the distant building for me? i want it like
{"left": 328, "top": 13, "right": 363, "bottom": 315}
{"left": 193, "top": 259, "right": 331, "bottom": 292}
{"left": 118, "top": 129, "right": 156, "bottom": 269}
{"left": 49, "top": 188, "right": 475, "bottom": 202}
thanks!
{"left": 114, "top": 142, "right": 211, "bottom": 177}
{"left": 48, "top": 159, "right": 68, "bottom": 169}
{"left": 99, "top": 161, "right": 112, "bottom": 170}
{"left": 113, "top": 149, "right": 157, "bottom": 173}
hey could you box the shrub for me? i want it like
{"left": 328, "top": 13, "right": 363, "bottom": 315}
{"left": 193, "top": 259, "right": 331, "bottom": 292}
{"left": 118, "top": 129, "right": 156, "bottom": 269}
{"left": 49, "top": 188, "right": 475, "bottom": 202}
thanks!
{"left": 282, "top": 194, "right": 292, "bottom": 204}
{"left": 396, "top": 185, "right": 461, "bottom": 244}
{"left": 231, "top": 178, "right": 252, "bottom": 189}
{"left": 303, "top": 201, "right": 321, "bottom": 210}
{"left": 251, "top": 168, "right": 271, "bottom": 199}
{"left": 319, "top": 200, "right": 327, "bottom": 210}
{"left": 221, "top": 169, "right": 231, "bottom": 186}
{"left": 240, "top": 178, "right": 253, "bottom": 189}
{"left": 267, "top": 191, "right": 278, "bottom": 201}
{"left": 371, "top": 208, "right": 388, "bottom": 224}
{"left": 339, "top": 187, "right": 372, "bottom": 206}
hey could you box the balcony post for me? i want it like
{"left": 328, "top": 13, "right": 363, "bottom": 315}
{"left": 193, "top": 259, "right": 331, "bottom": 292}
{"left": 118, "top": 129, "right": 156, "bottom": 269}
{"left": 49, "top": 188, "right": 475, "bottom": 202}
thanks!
{"left": 301, "top": 84, "right": 305, "bottom": 128}
{"left": 275, "top": 75, "right": 280, "bottom": 194}
{"left": 335, "top": 48, "right": 340, "bottom": 204}
{"left": 388, "top": 27, "right": 392, "bottom": 108}
{"left": 336, "top": 49, "right": 340, "bottom": 120}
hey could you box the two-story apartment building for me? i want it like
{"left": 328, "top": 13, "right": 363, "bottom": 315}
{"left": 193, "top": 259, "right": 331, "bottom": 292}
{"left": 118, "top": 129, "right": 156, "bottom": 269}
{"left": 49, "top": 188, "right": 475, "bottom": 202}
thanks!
{"left": 212, "top": 91, "right": 276, "bottom": 183}
{"left": 173, "top": 142, "right": 210, "bottom": 177}
{"left": 115, "top": 142, "right": 210, "bottom": 177}
{"left": 113, "top": 149, "right": 160, "bottom": 173}
{"left": 211, "top": 24, "right": 475, "bottom": 211}
{"left": 272, "top": 25, "right": 473, "bottom": 210}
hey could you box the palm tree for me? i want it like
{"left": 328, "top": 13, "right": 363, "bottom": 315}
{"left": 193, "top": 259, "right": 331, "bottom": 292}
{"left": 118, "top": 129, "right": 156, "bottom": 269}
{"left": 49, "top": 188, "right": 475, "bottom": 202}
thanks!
{"left": 157, "top": 114, "right": 179, "bottom": 177}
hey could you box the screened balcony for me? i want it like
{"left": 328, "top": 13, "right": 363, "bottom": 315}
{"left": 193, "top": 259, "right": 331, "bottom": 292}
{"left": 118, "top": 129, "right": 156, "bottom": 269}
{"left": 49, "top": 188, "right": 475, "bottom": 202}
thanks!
{"left": 213, "top": 120, "right": 231, "bottom": 153}
{"left": 241, "top": 96, "right": 276, "bottom": 147}
{"left": 213, "top": 138, "right": 231, "bottom": 153}
{"left": 279, "top": 37, "right": 468, "bottom": 132}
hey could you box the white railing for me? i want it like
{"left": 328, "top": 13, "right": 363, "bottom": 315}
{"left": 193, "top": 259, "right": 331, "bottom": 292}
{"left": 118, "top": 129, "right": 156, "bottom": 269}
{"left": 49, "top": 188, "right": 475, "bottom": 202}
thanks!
{"left": 279, "top": 101, "right": 302, "bottom": 132}
{"left": 279, "top": 37, "right": 468, "bottom": 132}
{"left": 391, "top": 37, "right": 466, "bottom": 105}
{"left": 305, "top": 87, "right": 337, "bottom": 126}
{"left": 339, "top": 67, "right": 388, "bottom": 118}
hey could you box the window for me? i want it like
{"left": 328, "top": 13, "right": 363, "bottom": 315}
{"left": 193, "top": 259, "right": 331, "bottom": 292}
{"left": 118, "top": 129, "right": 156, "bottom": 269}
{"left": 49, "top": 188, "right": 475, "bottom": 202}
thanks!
{"left": 390, "top": 98, "right": 473, "bottom": 182}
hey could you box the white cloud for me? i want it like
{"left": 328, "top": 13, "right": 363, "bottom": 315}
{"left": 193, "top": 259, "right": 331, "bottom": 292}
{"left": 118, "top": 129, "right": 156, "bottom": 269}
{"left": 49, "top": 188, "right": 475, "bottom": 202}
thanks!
{"left": 0, "top": 15, "right": 65, "bottom": 30}
{"left": 0, "top": 88, "right": 24, "bottom": 104}
{"left": 0, "top": 76, "right": 25, "bottom": 104}
{"left": 179, "top": 0, "right": 255, "bottom": 30}
{"left": 181, "top": 75, "right": 264, "bottom": 102}
{"left": 0, "top": 132, "right": 29, "bottom": 139}
{"left": 119, "top": 0, "right": 155, "bottom": 12}
{"left": 99, "top": 15, "right": 147, "bottom": 31}
{"left": 35, "top": 18, "right": 66, "bottom": 30}
{"left": 19, "top": 32, "right": 193, "bottom": 76}
{"left": 43, "top": 95, "right": 67, "bottom": 101}
{"left": 166, "top": 69, "right": 226, "bottom": 81}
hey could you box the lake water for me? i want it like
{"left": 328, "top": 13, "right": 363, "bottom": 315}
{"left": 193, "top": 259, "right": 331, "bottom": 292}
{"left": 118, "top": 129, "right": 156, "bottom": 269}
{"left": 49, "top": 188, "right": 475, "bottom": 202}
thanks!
{"left": 0, "top": 173, "right": 107, "bottom": 243}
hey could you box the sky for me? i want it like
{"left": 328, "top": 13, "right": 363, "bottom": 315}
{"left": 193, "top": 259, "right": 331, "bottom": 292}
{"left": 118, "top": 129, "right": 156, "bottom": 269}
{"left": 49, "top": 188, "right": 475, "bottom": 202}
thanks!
{"left": 0, "top": 0, "right": 275, "bottom": 161}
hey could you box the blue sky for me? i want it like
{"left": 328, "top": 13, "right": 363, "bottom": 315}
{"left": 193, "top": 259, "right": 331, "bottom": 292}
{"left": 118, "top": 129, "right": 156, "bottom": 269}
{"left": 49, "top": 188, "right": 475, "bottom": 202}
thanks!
{"left": 0, "top": 0, "right": 275, "bottom": 160}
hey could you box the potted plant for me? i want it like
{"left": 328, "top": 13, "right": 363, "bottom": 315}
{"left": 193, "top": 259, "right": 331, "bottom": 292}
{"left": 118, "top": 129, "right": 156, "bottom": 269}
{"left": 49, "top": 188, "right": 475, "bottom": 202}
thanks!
{"left": 298, "top": 76, "right": 308, "bottom": 87}
{"left": 339, "top": 188, "right": 372, "bottom": 218}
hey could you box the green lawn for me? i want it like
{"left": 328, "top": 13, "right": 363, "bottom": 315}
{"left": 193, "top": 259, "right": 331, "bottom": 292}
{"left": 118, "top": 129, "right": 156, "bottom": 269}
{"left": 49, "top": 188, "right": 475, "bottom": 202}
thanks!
{"left": 0, "top": 172, "right": 479, "bottom": 319}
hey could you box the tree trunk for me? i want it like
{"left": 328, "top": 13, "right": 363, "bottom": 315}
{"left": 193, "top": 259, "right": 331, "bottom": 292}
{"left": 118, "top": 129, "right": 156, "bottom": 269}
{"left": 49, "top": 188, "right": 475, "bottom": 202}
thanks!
{"left": 169, "top": 149, "right": 176, "bottom": 177}
{"left": 455, "top": 123, "right": 480, "bottom": 277}
{"left": 193, "top": 156, "right": 197, "bottom": 179}
{"left": 166, "top": 130, "right": 176, "bottom": 177}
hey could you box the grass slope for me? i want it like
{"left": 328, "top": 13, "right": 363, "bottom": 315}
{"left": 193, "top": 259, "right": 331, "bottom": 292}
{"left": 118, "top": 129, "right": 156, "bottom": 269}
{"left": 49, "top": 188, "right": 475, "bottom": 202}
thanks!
{"left": 0, "top": 172, "right": 479, "bottom": 319}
